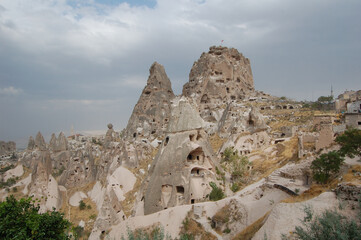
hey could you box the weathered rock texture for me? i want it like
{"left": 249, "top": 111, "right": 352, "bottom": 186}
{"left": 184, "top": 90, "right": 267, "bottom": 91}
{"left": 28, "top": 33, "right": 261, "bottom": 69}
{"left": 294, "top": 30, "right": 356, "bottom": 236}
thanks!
{"left": 182, "top": 46, "right": 254, "bottom": 113}
{"left": 104, "top": 123, "right": 115, "bottom": 148}
{"left": 124, "top": 62, "right": 175, "bottom": 139}
{"left": 49, "top": 132, "right": 68, "bottom": 152}
{"left": 143, "top": 98, "right": 217, "bottom": 215}
{"left": 0, "top": 141, "right": 16, "bottom": 155}
{"left": 34, "top": 132, "right": 47, "bottom": 150}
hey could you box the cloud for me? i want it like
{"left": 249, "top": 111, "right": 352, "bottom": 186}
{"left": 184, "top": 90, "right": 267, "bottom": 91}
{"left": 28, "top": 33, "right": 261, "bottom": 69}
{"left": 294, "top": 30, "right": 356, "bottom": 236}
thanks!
{"left": 0, "top": 86, "right": 22, "bottom": 95}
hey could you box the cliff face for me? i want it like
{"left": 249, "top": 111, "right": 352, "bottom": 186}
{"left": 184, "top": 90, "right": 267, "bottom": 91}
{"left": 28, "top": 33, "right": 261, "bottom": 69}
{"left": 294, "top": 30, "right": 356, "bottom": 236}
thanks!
{"left": 183, "top": 46, "right": 254, "bottom": 109}
{"left": 124, "top": 62, "right": 175, "bottom": 140}
{"left": 143, "top": 98, "right": 217, "bottom": 215}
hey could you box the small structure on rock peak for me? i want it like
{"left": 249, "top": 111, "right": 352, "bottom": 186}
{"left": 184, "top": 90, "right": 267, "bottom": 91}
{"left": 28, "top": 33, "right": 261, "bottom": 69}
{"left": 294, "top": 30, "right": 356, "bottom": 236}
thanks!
{"left": 143, "top": 98, "right": 218, "bottom": 215}
{"left": 124, "top": 62, "right": 175, "bottom": 140}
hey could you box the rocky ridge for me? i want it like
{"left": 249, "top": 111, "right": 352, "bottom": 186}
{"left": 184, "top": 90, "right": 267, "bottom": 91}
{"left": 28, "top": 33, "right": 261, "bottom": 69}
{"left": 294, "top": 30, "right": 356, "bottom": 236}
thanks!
{"left": 0, "top": 46, "right": 360, "bottom": 240}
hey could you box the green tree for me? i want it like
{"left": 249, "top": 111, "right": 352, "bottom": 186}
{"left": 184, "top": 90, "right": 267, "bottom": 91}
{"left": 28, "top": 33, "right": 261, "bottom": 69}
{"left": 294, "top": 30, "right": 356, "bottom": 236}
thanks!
{"left": 0, "top": 195, "right": 70, "bottom": 239}
{"left": 335, "top": 128, "right": 361, "bottom": 158}
{"left": 311, "top": 151, "right": 344, "bottom": 184}
{"left": 317, "top": 95, "right": 333, "bottom": 102}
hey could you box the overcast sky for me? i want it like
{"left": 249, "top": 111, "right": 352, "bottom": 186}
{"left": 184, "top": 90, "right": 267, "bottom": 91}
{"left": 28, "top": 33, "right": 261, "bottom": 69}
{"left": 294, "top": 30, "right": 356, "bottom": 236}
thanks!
{"left": 0, "top": 0, "right": 360, "bottom": 147}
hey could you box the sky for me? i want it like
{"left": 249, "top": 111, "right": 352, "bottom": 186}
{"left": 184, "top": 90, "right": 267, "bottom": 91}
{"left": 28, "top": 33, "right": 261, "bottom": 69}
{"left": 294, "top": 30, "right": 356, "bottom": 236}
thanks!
{"left": 0, "top": 0, "right": 360, "bottom": 147}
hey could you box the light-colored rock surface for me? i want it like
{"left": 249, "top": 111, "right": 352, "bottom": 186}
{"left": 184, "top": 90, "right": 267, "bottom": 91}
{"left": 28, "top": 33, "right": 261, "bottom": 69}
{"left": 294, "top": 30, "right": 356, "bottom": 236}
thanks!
{"left": 4, "top": 164, "right": 23, "bottom": 181}
{"left": 107, "top": 166, "right": 136, "bottom": 201}
{"left": 142, "top": 98, "right": 217, "bottom": 215}
{"left": 124, "top": 62, "right": 175, "bottom": 139}
{"left": 253, "top": 192, "right": 339, "bottom": 240}
{"left": 69, "top": 191, "right": 88, "bottom": 206}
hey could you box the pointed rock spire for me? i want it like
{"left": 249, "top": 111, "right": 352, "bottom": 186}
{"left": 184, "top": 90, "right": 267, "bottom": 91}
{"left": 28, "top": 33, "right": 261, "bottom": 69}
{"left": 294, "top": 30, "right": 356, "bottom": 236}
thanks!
{"left": 27, "top": 136, "right": 35, "bottom": 150}
{"left": 35, "top": 132, "right": 46, "bottom": 150}
{"left": 124, "top": 62, "right": 175, "bottom": 139}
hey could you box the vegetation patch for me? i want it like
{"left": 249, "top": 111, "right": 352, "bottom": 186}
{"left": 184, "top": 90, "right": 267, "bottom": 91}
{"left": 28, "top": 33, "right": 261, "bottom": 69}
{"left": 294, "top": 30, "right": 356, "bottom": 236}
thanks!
{"left": 232, "top": 211, "right": 270, "bottom": 240}
{"left": 180, "top": 217, "right": 217, "bottom": 240}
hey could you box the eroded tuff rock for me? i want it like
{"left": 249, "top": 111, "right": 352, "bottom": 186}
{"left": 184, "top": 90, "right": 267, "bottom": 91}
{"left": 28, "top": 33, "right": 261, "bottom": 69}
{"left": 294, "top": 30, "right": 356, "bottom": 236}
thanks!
{"left": 104, "top": 123, "right": 115, "bottom": 148}
{"left": 124, "top": 62, "right": 175, "bottom": 139}
{"left": 49, "top": 132, "right": 68, "bottom": 152}
{"left": 34, "top": 132, "right": 47, "bottom": 150}
{"left": 217, "top": 104, "right": 268, "bottom": 137}
{"left": 0, "top": 141, "right": 16, "bottom": 155}
{"left": 143, "top": 98, "right": 217, "bottom": 215}
{"left": 27, "top": 136, "right": 35, "bottom": 150}
{"left": 183, "top": 46, "right": 254, "bottom": 112}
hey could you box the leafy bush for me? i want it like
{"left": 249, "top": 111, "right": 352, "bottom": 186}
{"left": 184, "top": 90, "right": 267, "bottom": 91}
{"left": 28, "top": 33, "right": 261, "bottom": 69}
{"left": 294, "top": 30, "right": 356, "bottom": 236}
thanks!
{"left": 209, "top": 182, "right": 224, "bottom": 201}
{"left": 0, "top": 164, "right": 14, "bottom": 173}
{"left": 287, "top": 204, "right": 361, "bottom": 240}
{"left": 0, "top": 195, "right": 70, "bottom": 239}
{"left": 335, "top": 128, "right": 361, "bottom": 158}
{"left": 222, "top": 147, "right": 239, "bottom": 163}
{"left": 179, "top": 233, "right": 194, "bottom": 240}
{"left": 231, "top": 183, "right": 240, "bottom": 193}
{"left": 0, "top": 177, "right": 17, "bottom": 189}
{"left": 311, "top": 151, "right": 344, "bottom": 184}
{"left": 121, "top": 226, "right": 170, "bottom": 240}
{"left": 79, "top": 200, "right": 86, "bottom": 210}
{"left": 72, "top": 225, "right": 84, "bottom": 239}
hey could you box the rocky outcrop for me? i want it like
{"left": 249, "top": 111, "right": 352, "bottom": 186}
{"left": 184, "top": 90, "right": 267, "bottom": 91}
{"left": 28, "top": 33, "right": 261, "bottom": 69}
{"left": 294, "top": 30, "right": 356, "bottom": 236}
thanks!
{"left": 0, "top": 141, "right": 16, "bottom": 155}
{"left": 143, "top": 98, "right": 217, "bottom": 215}
{"left": 335, "top": 183, "right": 361, "bottom": 201}
{"left": 183, "top": 46, "right": 254, "bottom": 113}
{"left": 49, "top": 132, "right": 68, "bottom": 152}
{"left": 124, "top": 62, "right": 175, "bottom": 139}
{"left": 27, "top": 136, "right": 35, "bottom": 150}
{"left": 248, "top": 107, "right": 267, "bottom": 131}
{"left": 34, "top": 132, "right": 47, "bottom": 150}
{"left": 104, "top": 123, "right": 115, "bottom": 148}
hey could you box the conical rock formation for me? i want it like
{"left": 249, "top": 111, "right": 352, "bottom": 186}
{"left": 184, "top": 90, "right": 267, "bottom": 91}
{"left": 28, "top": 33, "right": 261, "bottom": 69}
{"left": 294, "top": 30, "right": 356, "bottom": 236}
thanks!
{"left": 124, "top": 62, "right": 175, "bottom": 140}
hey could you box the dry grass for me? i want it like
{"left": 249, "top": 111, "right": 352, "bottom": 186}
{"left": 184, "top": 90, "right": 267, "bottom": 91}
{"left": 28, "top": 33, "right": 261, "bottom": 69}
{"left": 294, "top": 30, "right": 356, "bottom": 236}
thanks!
{"left": 281, "top": 183, "right": 333, "bottom": 203}
{"left": 121, "top": 146, "right": 159, "bottom": 217}
{"left": 232, "top": 211, "right": 270, "bottom": 240}
{"left": 181, "top": 217, "right": 217, "bottom": 240}
{"left": 58, "top": 181, "right": 98, "bottom": 236}
{"left": 282, "top": 164, "right": 361, "bottom": 204}
{"left": 209, "top": 134, "right": 227, "bottom": 154}
{"left": 212, "top": 204, "right": 231, "bottom": 225}
{"left": 252, "top": 137, "right": 298, "bottom": 180}
{"left": 342, "top": 165, "right": 361, "bottom": 184}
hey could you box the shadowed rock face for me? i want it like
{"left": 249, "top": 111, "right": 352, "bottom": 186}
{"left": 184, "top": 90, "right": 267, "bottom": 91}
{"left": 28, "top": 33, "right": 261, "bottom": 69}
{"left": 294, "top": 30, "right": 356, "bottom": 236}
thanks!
{"left": 143, "top": 98, "right": 217, "bottom": 215}
{"left": 183, "top": 46, "right": 254, "bottom": 107}
{"left": 124, "top": 62, "right": 175, "bottom": 140}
